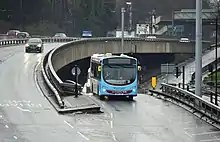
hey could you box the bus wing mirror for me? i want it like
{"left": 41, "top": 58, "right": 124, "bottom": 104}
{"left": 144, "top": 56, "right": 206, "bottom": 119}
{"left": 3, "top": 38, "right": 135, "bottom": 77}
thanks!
{"left": 98, "top": 66, "right": 101, "bottom": 72}
{"left": 138, "top": 66, "right": 142, "bottom": 71}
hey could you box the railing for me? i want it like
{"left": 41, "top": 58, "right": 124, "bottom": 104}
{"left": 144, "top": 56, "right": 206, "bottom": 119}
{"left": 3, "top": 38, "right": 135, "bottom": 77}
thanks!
{"left": 150, "top": 83, "right": 220, "bottom": 125}
{"left": 0, "top": 37, "right": 80, "bottom": 47}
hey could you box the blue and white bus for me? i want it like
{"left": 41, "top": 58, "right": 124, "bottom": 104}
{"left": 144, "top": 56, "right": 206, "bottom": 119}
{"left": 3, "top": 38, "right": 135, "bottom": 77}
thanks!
{"left": 88, "top": 53, "right": 141, "bottom": 100}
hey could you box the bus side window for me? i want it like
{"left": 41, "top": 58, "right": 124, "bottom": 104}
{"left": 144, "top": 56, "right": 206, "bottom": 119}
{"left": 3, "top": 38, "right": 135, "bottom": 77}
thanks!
{"left": 91, "top": 62, "right": 94, "bottom": 77}
{"left": 94, "top": 64, "right": 97, "bottom": 78}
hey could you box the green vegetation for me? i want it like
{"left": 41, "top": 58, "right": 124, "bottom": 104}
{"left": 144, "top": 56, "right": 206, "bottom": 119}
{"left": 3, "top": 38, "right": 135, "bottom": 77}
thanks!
{"left": 204, "top": 72, "right": 220, "bottom": 87}
{"left": 0, "top": 0, "right": 210, "bottom": 36}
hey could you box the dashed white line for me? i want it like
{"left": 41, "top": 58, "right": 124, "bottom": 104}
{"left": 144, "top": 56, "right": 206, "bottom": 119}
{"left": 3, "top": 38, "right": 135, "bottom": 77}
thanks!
{"left": 64, "top": 120, "right": 74, "bottom": 128}
{"left": 13, "top": 136, "right": 18, "bottom": 139}
{"left": 17, "top": 106, "right": 31, "bottom": 112}
{"left": 77, "top": 131, "right": 90, "bottom": 141}
{"left": 111, "top": 132, "right": 117, "bottom": 142}
{"left": 5, "top": 125, "right": 9, "bottom": 128}
{"left": 184, "top": 131, "right": 192, "bottom": 137}
{"left": 110, "top": 121, "right": 113, "bottom": 128}
{"left": 110, "top": 113, "right": 113, "bottom": 118}
{"left": 64, "top": 120, "right": 90, "bottom": 140}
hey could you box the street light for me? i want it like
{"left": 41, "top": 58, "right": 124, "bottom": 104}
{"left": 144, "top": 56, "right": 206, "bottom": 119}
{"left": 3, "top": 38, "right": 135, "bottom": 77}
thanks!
{"left": 121, "top": 7, "right": 125, "bottom": 54}
{"left": 126, "top": 2, "right": 132, "bottom": 32}
{"left": 20, "top": 0, "right": 23, "bottom": 30}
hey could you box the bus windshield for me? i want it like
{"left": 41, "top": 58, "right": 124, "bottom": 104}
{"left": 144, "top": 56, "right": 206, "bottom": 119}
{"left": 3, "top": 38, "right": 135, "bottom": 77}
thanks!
{"left": 103, "top": 64, "right": 136, "bottom": 85}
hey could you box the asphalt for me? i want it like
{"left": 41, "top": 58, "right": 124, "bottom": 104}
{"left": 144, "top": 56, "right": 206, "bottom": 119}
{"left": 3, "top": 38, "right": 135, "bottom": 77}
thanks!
{"left": 0, "top": 43, "right": 219, "bottom": 142}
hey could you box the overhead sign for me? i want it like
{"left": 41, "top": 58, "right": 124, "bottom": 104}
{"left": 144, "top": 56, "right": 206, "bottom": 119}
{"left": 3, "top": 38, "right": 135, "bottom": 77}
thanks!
{"left": 161, "top": 63, "right": 175, "bottom": 74}
{"left": 82, "top": 31, "right": 92, "bottom": 37}
{"left": 136, "top": 24, "right": 150, "bottom": 35}
{"left": 71, "top": 66, "right": 81, "bottom": 76}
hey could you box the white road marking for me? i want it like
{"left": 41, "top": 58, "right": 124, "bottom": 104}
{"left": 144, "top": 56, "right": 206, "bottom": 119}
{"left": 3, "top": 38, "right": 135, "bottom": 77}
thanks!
{"left": 64, "top": 120, "right": 74, "bottom": 128}
{"left": 200, "top": 138, "right": 220, "bottom": 142}
{"left": 192, "top": 131, "right": 220, "bottom": 136}
{"left": 64, "top": 120, "right": 90, "bottom": 140}
{"left": 110, "top": 121, "right": 113, "bottom": 128}
{"left": 19, "top": 103, "right": 23, "bottom": 106}
{"left": 13, "top": 136, "right": 18, "bottom": 139}
{"left": 17, "top": 106, "right": 31, "bottom": 112}
{"left": 184, "top": 131, "right": 192, "bottom": 137}
{"left": 111, "top": 132, "right": 117, "bottom": 142}
{"left": 5, "top": 125, "right": 8, "bottom": 128}
{"left": 34, "top": 61, "right": 44, "bottom": 96}
{"left": 77, "top": 131, "right": 90, "bottom": 141}
{"left": 0, "top": 115, "right": 2, "bottom": 118}
{"left": 110, "top": 113, "right": 113, "bottom": 118}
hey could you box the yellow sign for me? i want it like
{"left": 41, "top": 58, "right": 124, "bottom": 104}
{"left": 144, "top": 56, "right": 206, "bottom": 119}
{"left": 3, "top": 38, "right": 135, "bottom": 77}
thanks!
{"left": 151, "top": 77, "right": 157, "bottom": 89}
{"left": 98, "top": 66, "right": 101, "bottom": 72}
{"left": 138, "top": 66, "right": 142, "bottom": 71}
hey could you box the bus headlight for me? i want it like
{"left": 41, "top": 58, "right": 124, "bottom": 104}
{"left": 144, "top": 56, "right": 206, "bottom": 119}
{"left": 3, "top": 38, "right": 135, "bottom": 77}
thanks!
{"left": 102, "top": 86, "right": 107, "bottom": 92}
{"left": 132, "top": 88, "right": 136, "bottom": 92}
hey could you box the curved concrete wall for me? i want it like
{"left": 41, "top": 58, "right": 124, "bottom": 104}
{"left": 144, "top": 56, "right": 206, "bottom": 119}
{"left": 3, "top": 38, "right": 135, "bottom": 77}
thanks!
{"left": 49, "top": 37, "right": 210, "bottom": 72}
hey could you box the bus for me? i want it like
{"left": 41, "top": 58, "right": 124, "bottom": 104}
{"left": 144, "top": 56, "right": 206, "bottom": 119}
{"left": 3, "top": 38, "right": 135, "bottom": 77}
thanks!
{"left": 88, "top": 53, "right": 141, "bottom": 100}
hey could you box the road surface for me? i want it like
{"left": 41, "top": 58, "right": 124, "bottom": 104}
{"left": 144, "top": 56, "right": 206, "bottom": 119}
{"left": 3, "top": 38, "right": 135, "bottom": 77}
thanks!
{"left": 0, "top": 43, "right": 86, "bottom": 142}
{"left": 0, "top": 43, "right": 220, "bottom": 142}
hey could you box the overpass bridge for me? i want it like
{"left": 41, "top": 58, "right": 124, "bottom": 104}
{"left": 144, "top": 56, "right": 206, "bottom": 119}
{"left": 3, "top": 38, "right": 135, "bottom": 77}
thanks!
{"left": 0, "top": 37, "right": 219, "bottom": 141}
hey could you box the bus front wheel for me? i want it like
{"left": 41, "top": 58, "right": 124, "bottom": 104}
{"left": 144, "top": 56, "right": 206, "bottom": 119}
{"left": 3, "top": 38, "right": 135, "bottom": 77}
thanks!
{"left": 128, "top": 96, "right": 133, "bottom": 101}
{"left": 100, "top": 95, "right": 105, "bottom": 100}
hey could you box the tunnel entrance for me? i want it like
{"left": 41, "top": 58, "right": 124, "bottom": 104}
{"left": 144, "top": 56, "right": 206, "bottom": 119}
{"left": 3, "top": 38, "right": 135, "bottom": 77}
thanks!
{"left": 57, "top": 53, "right": 193, "bottom": 86}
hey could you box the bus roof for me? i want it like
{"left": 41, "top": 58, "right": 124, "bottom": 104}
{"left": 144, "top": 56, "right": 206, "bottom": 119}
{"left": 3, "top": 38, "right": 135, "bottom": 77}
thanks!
{"left": 91, "top": 53, "right": 136, "bottom": 62}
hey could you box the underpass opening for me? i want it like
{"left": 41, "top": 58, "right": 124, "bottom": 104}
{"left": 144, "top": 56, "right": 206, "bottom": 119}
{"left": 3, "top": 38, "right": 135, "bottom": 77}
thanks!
{"left": 57, "top": 53, "right": 194, "bottom": 87}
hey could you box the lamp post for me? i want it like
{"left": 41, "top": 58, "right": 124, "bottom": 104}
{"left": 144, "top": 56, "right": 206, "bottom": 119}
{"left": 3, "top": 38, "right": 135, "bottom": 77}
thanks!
{"left": 20, "top": 0, "right": 23, "bottom": 30}
{"left": 195, "top": 0, "right": 202, "bottom": 97}
{"left": 121, "top": 7, "right": 125, "bottom": 54}
{"left": 126, "top": 2, "right": 132, "bottom": 32}
{"left": 215, "top": 1, "right": 220, "bottom": 106}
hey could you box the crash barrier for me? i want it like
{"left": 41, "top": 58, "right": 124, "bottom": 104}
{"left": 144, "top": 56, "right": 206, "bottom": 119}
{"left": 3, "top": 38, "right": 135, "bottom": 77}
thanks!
{"left": 0, "top": 37, "right": 81, "bottom": 47}
{"left": 44, "top": 37, "right": 211, "bottom": 107}
{"left": 150, "top": 83, "right": 220, "bottom": 124}
{"left": 41, "top": 50, "right": 65, "bottom": 108}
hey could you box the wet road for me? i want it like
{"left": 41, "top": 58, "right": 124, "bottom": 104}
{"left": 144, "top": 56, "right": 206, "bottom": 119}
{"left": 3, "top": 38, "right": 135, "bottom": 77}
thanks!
{"left": 0, "top": 44, "right": 220, "bottom": 142}
{"left": 0, "top": 44, "right": 86, "bottom": 141}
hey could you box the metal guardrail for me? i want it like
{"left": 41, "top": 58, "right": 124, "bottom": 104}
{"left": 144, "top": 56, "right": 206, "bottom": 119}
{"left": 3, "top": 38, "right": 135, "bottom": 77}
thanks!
{"left": 150, "top": 83, "right": 220, "bottom": 125}
{"left": 0, "top": 37, "right": 80, "bottom": 47}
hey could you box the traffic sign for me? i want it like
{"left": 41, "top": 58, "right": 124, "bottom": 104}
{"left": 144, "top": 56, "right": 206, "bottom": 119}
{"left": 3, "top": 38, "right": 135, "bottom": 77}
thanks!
{"left": 71, "top": 66, "right": 81, "bottom": 76}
